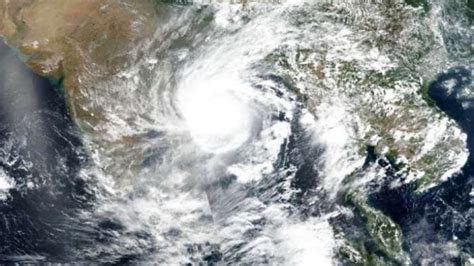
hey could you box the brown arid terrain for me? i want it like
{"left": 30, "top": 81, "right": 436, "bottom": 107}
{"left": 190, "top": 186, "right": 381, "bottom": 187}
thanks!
{"left": 0, "top": 0, "right": 160, "bottom": 131}
{"left": 0, "top": 0, "right": 170, "bottom": 184}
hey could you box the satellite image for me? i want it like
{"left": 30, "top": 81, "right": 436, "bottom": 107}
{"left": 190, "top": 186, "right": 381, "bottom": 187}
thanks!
{"left": 0, "top": 0, "right": 472, "bottom": 264}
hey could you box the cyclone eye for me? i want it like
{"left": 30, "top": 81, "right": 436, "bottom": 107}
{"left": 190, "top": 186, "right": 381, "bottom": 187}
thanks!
{"left": 177, "top": 78, "right": 254, "bottom": 154}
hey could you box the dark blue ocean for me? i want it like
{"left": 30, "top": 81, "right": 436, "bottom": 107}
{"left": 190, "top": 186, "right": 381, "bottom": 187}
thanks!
{"left": 0, "top": 40, "right": 471, "bottom": 264}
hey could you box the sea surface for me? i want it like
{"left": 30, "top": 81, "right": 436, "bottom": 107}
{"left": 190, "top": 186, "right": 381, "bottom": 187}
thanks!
{"left": 0, "top": 3, "right": 472, "bottom": 263}
{"left": 0, "top": 40, "right": 93, "bottom": 262}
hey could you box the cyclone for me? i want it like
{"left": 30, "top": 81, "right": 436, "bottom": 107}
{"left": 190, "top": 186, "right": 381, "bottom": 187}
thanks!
{"left": 0, "top": 0, "right": 472, "bottom": 265}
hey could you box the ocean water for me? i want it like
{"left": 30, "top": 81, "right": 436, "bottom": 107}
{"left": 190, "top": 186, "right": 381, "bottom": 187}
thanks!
{"left": 0, "top": 40, "right": 94, "bottom": 262}
{"left": 369, "top": 66, "right": 473, "bottom": 265}
{"left": 0, "top": 1, "right": 472, "bottom": 264}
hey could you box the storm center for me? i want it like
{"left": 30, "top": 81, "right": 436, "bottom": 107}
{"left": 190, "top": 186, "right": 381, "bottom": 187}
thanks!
{"left": 177, "top": 79, "right": 253, "bottom": 154}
